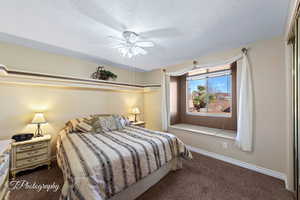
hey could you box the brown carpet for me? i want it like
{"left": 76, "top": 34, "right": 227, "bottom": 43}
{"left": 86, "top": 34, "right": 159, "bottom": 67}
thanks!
{"left": 9, "top": 161, "right": 64, "bottom": 200}
{"left": 9, "top": 153, "right": 294, "bottom": 200}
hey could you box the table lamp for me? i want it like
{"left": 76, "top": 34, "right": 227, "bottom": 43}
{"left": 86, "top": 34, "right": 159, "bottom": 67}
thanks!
{"left": 31, "top": 113, "right": 47, "bottom": 137}
{"left": 132, "top": 107, "right": 140, "bottom": 122}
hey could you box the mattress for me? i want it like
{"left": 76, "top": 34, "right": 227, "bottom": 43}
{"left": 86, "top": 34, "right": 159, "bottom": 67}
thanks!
{"left": 57, "top": 125, "right": 192, "bottom": 200}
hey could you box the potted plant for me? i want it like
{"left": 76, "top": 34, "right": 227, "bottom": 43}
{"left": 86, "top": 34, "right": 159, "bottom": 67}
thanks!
{"left": 91, "top": 66, "right": 117, "bottom": 81}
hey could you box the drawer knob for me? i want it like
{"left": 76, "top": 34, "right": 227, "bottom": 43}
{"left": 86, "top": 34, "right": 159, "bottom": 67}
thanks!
{"left": 28, "top": 151, "right": 38, "bottom": 155}
{"left": 28, "top": 158, "right": 38, "bottom": 162}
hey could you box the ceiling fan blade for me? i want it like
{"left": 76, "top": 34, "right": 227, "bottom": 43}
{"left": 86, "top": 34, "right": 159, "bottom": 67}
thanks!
{"left": 132, "top": 46, "right": 148, "bottom": 55}
{"left": 135, "top": 41, "right": 154, "bottom": 47}
{"left": 111, "top": 44, "right": 125, "bottom": 49}
{"left": 140, "top": 28, "right": 181, "bottom": 39}
{"left": 108, "top": 36, "right": 126, "bottom": 43}
{"left": 70, "top": 0, "right": 126, "bottom": 32}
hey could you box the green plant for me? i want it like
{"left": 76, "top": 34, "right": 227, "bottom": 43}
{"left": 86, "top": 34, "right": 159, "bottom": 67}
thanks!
{"left": 91, "top": 66, "right": 117, "bottom": 80}
{"left": 192, "top": 85, "right": 216, "bottom": 111}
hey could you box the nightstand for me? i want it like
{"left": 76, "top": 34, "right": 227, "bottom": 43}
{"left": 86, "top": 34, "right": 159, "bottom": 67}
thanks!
{"left": 132, "top": 121, "right": 146, "bottom": 128}
{"left": 10, "top": 135, "right": 51, "bottom": 179}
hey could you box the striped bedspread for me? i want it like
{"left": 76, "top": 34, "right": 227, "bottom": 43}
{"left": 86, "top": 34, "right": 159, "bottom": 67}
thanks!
{"left": 57, "top": 125, "right": 192, "bottom": 200}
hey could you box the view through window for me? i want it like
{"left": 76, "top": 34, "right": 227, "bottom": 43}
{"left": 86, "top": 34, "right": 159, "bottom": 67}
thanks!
{"left": 186, "top": 65, "right": 232, "bottom": 117}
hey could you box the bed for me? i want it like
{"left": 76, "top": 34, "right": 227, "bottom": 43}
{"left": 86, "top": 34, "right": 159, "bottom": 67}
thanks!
{"left": 57, "top": 118, "right": 192, "bottom": 200}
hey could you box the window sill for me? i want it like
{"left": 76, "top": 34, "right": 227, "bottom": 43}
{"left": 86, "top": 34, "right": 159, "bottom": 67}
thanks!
{"left": 186, "top": 112, "right": 232, "bottom": 118}
{"left": 169, "top": 123, "right": 236, "bottom": 140}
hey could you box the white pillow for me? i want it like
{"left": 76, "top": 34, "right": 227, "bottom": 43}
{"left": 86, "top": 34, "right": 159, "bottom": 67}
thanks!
{"left": 99, "top": 116, "right": 117, "bottom": 131}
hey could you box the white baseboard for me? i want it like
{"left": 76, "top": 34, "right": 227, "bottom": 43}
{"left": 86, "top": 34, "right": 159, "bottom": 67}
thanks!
{"left": 187, "top": 145, "right": 288, "bottom": 188}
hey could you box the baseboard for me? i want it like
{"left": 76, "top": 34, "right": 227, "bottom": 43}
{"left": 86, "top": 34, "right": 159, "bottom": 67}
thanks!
{"left": 187, "top": 145, "right": 288, "bottom": 188}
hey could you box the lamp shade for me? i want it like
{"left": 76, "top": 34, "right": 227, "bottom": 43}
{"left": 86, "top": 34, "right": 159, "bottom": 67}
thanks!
{"left": 31, "top": 113, "right": 47, "bottom": 124}
{"left": 132, "top": 107, "right": 140, "bottom": 115}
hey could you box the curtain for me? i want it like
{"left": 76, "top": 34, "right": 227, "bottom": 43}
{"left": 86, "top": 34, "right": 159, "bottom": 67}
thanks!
{"left": 235, "top": 52, "right": 254, "bottom": 151}
{"left": 161, "top": 52, "right": 254, "bottom": 152}
{"left": 161, "top": 71, "right": 168, "bottom": 131}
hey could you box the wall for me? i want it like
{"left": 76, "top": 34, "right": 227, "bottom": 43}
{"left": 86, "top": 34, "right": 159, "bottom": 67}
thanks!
{"left": 144, "top": 36, "right": 288, "bottom": 175}
{"left": 0, "top": 41, "right": 144, "bottom": 154}
{"left": 0, "top": 41, "right": 146, "bottom": 84}
{"left": 0, "top": 36, "right": 289, "bottom": 182}
{"left": 143, "top": 70, "right": 163, "bottom": 130}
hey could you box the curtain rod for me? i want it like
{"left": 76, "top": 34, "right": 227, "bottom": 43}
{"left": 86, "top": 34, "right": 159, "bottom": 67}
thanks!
{"left": 287, "top": 0, "right": 300, "bottom": 43}
{"left": 162, "top": 48, "right": 247, "bottom": 73}
{"left": 193, "top": 48, "right": 247, "bottom": 65}
{"left": 241, "top": 48, "right": 248, "bottom": 54}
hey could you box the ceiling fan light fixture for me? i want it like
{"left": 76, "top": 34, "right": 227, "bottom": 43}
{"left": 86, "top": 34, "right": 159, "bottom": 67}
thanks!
{"left": 118, "top": 45, "right": 148, "bottom": 58}
{"left": 111, "top": 31, "right": 154, "bottom": 58}
{"left": 131, "top": 46, "right": 140, "bottom": 55}
{"left": 123, "top": 31, "right": 138, "bottom": 43}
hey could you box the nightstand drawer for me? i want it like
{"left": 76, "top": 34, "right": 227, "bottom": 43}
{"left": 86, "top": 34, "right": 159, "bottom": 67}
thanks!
{"left": 16, "top": 148, "right": 48, "bottom": 160}
{"left": 16, "top": 141, "right": 47, "bottom": 152}
{"left": 16, "top": 154, "right": 48, "bottom": 167}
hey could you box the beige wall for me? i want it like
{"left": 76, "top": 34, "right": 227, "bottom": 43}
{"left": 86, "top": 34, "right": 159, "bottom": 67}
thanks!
{"left": 0, "top": 37, "right": 289, "bottom": 178}
{"left": 144, "top": 36, "right": 288, "bottom": 175}
{"left": 0, "top": 41, "right": 145, "bottom": 84}
{"left": 142, "top": 69, "right": 163, "bottom": 130}
{"left": 0, "top": 41, "right": 144, "bottom": 154}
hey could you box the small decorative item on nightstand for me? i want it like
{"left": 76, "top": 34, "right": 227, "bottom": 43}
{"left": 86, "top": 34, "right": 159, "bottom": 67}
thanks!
{"left": 132, "top": 121, "right": 146, "bottom": 128}
{"left": 31, "top": 113, "right": 47, "bottom": 137}
{"left": 10, "top": 135, "right": 51, "bottom": 179}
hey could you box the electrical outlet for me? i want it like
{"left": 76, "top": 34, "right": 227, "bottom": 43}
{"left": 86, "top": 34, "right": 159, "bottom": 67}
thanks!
{"left": 222, "top": 142, "right": 228, "bottom": 149}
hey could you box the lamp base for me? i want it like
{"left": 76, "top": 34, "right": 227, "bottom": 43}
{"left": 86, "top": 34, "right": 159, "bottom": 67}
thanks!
{"left": 35, "top": 133, "right": 43, "bottom": 137}
{"left": 134, "top": 114, "right": 138, "bottom": 122}
{"left": 35, "top": 124, "right": 43, "bottom": 137}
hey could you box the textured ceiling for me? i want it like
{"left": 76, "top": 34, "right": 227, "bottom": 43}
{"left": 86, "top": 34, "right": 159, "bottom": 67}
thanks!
{"left": 0, "top": 0, "right": 291, "bottom": 71}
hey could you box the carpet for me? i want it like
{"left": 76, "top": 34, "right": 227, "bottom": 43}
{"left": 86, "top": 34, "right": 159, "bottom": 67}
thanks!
{"left": 9, "top": 153, "right": 294, "bottom": 200}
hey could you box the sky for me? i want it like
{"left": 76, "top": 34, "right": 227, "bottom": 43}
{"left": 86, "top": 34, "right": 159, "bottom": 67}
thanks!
{"left": 188, "top": 75, "right": 232, "bottom": 94}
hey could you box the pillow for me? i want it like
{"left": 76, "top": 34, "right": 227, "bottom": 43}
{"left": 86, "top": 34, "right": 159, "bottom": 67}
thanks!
{"left": 99, "top": 116, "right": 117, "bottom": 132}
{"left": 65, "top": 116, "right": 93, "bottom": 133}
{"left": 113, "top": 114, "right": 126, "bottom": 130}
{"left": 123, "top": 116, "right": 131, "bottom": 126}
{"left": 75, "top": 121, "right": 93, "bottom": 132}
{"left": 65, "top": 118, "right": 84, "bottom": 132}
{"left": 91, "top": 120, "right": 104, "bottom": 133}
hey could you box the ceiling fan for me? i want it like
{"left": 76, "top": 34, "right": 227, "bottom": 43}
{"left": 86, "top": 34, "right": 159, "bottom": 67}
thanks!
{"left": 70, "top": 0, "right": 181, "bottom": 58}
{"left": 109, "top": 31, "right": 154, "bottom": 58}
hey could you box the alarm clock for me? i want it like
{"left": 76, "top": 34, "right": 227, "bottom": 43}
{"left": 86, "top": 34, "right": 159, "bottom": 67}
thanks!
{"left": 12, "top": 133, "right": 34, "bottom": 142}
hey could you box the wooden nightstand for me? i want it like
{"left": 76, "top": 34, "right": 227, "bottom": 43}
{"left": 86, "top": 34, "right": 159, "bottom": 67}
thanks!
{"left": 10, "top": 135, "right": 51, "bottom": 179}
{"left": 132, "top": 121, "right": 146, "bottom": 128}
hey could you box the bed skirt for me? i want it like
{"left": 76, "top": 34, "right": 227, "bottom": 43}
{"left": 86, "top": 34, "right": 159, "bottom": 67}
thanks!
{"left": 59, "top": 157, "right": 182, "bottom": 200}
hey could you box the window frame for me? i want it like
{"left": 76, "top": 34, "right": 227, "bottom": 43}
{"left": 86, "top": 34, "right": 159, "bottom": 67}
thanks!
{"left": 185, "top": 67, "right": 233, "bottom": 118}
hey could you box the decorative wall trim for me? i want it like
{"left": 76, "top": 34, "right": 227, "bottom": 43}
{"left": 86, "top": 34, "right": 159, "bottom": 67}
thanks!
{"left": 187, "top": 145, "right": 288, "bottom": 189}
{"left": 0, "top": 65, "right": 160, "bottom": 92}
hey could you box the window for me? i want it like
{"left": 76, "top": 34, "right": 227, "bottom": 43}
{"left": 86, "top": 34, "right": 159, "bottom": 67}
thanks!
{"left": 169, "top": 62, "right": 237, "bottom": 130}
{"left": 186, "top": 65, "right": 232, "bottom": 117}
